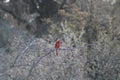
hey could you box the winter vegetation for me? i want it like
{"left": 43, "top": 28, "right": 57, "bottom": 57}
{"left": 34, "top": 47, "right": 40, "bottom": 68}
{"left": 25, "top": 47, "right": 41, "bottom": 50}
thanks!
{"left": 0, "top": 0, "right": 120, "bottom": 80}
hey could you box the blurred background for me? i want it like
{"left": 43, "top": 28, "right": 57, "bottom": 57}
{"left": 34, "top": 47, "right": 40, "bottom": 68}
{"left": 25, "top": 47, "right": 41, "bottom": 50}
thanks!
{"left": 0, "top": 0, "right": 120, "bottom": 80}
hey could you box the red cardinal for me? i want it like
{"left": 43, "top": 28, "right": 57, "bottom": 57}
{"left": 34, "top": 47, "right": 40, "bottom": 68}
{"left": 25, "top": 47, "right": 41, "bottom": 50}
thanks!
{"left": 55, "top": 39, "right": 60, "bottom": 56}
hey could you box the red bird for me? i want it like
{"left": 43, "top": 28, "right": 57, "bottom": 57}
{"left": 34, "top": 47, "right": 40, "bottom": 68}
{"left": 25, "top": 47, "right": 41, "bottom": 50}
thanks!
{"left": 55, "top": 39, "right": 60, "bottom": 56}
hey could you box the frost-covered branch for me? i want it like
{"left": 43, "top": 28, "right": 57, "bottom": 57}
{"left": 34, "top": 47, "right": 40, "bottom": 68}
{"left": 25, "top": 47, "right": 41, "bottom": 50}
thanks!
{"left": 12, "top": 39, "right": 37, "bottom": 67}
{"left": 26, "top": 49, "right": 54, "bottom": 80}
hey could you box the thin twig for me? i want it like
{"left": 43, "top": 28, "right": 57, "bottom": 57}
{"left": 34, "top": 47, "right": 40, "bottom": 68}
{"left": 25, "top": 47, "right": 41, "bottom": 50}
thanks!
{"left": 12, "top": 39, "right": 36, "bottom": 67}
{"left": 26, "top": 49, "right": 54, "bottom": 80}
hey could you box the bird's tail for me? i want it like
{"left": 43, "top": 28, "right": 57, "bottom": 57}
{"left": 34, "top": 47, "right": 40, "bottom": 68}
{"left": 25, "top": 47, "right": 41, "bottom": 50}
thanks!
{"left": 56, "top": 49, "right": 58, "bottom": 56}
